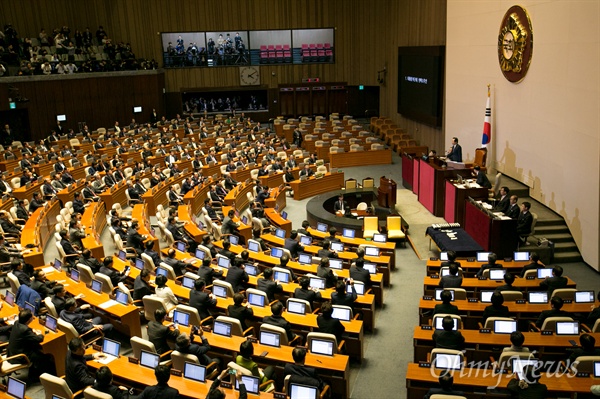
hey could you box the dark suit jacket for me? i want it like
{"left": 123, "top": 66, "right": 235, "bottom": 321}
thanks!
{"left": 137, "top": 383, "right": 180, "bottom": 399}
{"left": 263, "top": 314, "right": 294, "bottom": 341}
{"left": 432, "top": 329, "right": 465, "bottom": 350}
{"left": 8, "top": 322, "right": 43, "bottom": 362}
{"left": 60, "top": 309, "right": 94, "bottom": 334}
{"left": 539, "top": 276, "right": 568, "bottom": 295}
{"left": 293, "top": 288, "right": 322, "bottom": 304}
{"left": 535, "top": 308, "right": 570, "bottom": 328}
{"left": 284, "top": 363, "right": 324, "bottom": 390}
{"left": 333, "top": 200, "right": 348, "bottom": 212}
{"left": 257, "top": 278, "right": 283, "bottom": 302}
{"left": 197, "top": 265, "right": 223, "bottom": 285}
{"left": 225, "top": 266, "right": 248, "bottom": 292}
{"left": 331, "top": 287, "right": 357, "bottom": 308}
{"left": 60, "top": 238, "right": 78, "bottom": 255}
{"left": 133, "top": 275, "right": 153, "bottom": 301}
{"left": 316, "top": 315, "right": 345, "bottom": 342}
{"left": 189, "top": 289, "right": 216, "bottom": 320}
{"left": 439, "top": 275, "right": 462, "bottom": 289}
{"left": 517, "top": 211, "right": 533, "bottom": 235}
{"left": 433, "top": 303, "right": 460, "bottom": 316}
{"left": 482, "top": 304, "right": 510, "bottom": 321}
{"left": 476, "top": 263, "right": 503, "bottom": 278}
{"left": 163, "top": 257, "right": 186, "bottom": 276}
{"left": 284, "top": 238, "right": 304, "bottom": 258}
{"left": 227, "top": 304, "right": 253, "bottom": 330}
{"left": 520, "top": 262, "right": 544, "bottom": 277}
{"left": 148, "top": 320, "right": 179, "bottom": 354}
{"left": 350, "top": 265, "right": 371, "bottom": 286}
{"left": 447, "top": 144, "right": 462, "bottom": 162}
{"left": 127, "top": 229, "right": 145, "bottom": 253}
{"left": 505, "top": 203, "right": 519, "bottom": 219}
{"left": 493, "top": 195, "right": 510, "bottom": 213}
{"left": 65, "top": 351, "right": 95, "bottom": 392}
{"left": 475, "top": 170, "right": 492, "bottom": 188}
{"left": 317, "top": 265, "right": 338, "bottom": 288}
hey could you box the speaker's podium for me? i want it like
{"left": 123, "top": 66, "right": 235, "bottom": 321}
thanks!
{"left": 377, "top": 176, "right": 397, "bottom": 208}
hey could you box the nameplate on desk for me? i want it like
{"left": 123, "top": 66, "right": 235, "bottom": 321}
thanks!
{"left": 468, "top": 258, "right": 475, "bottom": 262}
{"left": 541, "top": 330, "right": 553, "bottom": 336}
{"left": 430, "top": 275, "right": 439, "bottom": 279}
{"left": 418, "top": 362, "right": 431, "bottom": 368}
{"left": 478, "top": 276, "right": 487, "bottom": 280}
{"left": 246, "top": 336, "right": 258, "bottom": 343}
{"left": 479, "top": 329, "right": 491, "bottom": 334}
{"left": 220, "top": 381, "right": 232, "bottom": 389}
{"left": 273, "top": 392, "right": 287, "bottom": 399}
{"left": 516, "top": 299, "right": 526, "bottom": 304}
{"left": 429, "top": 257, "right": 439, "bottom": 261}
{"left": 128, "top": 356, "right": 139, "bottom": 364}
{"left": 576, "top": 372, "right": 590, "bottom": 378}
{"left": 526, "top": 276, "right": 536, "bottom": 280}
{"left": 201, "top": 325, "right": 212, "bottom": 332}
{"left": 92, "top": 344, "right": 102, "bottom": 351}
{"left": 563, "top": 299, "right": 573, "bottom": 304}
{"left": 503, "top": 257, "right": 512, "bottom": 262}
{"left": 170, "top": 369, "right": 182, "bottom": 377}
{"left": 420, "top": 325, "right": 433, "bottom": 330}
{"left": 175, "top": 280, "right": 182, "bottom": 286}
{"left": 468, "top": 298, "right": 478, "bottom": 303}
{"left": 422, "top": 296, "right": 433, "bottom": 301}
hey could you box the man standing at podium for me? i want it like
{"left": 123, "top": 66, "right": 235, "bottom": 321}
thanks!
{"left": 446, "top": 137, "right": 462, "bottom": 162}
{"left": 333, "top": 195, "right": 348, "bottom": 215}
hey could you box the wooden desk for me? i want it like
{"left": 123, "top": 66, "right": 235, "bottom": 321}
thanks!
{"left": 223, "top": 180, "right": 254, "bottom": 210}
{"left": 423, "top": 276, "right": 576, "bottom": 297}
{"left": 178, "top": 204, "right": 208, "bottom": 242}
{"left": 418, "top": 158, "right": 470, "bottom": 217}
{"left": 98, "top": 181, "right": 128, "bottom": 211}
{"left": 263, "top": 208, "right": 292, "bottom": 235}
{"left": 0, "top": 159, "right": 20, "bottom": 173}
{"left": 259, "top": 171, "right": 285, "bottom": 189}
{"left": 12, "top": 182, "right": 42, "bottom": 201}
{"left": 182, "top": 178, "right": 213, "bottom": 215}
{"left": 142, "top": 171, "right": 192, "bottom": 212}
{"left": 444, "top": 180, "right": 489, "bottom": 225}
{"left": 220, "top": 206, "right": 252, "bottom": 242}
{"left": 20, "top": 199, "right": 61, "bottom": 267}
{"left": 131, "top": 204, "right": 160, "bottom": 252}
{"left": 57, "top": 180, "right": 87, "bottom": 206}
{"left": 425, "top": 258, "right": 531, "bottom": 277}
{"left": 229, "top": 165, "right": 257, "bottom": 183}
{"left": 81, "top": 201, "right": 106, "bottom": 260}
{"left": 289, "top": 172, "right": 345, "bottom": 200}
{"left": 264, "top": 186, "right": 287, "bottom": 210}
{"left": 33, "top": 162, "right": 56, "bottom": 177}
{"left": 464, "top": 200, "right": 518, "bottom": 259}
{"left": 329, "top": 149, "right": 392, "bottom": 168}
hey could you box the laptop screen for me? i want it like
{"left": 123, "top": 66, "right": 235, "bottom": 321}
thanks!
{"left": 435, "top": 317, "right": 458, "bottom": 330}
{"left": 528, "top": 291, "right": 548, "bottom": 304}
{"left": 290, "top": 384, "right": 318, "bottom": 399}
{"left": 330, "top": 242, "right": 344, "bottom": 252}
{"left": 45, "top": 315, "right": 58, "bottom": 332}
{"left": 271, "top": 248, "right": 283, "bottom": 258}
{"left": 594, "top": 361, "right": 600, "bottom": 378}
{"left": 513, "top": 359, "right": 539, "bottom": 379}
{"left": 53, "top": 258, "right": 62, "bottom": 271}
{"left": 140, "top": 350, "right": 159, "bottom": 368}
{"left": 331, "top": 306, "right": 351, "bottom": 322}
{"left": 298, "top": 253, "right": 312, "bottom": 264}
{"left": 183, "top": 362, "right": 206, "bottom": 382}
{"left": 6, "top": 377, "right": 26, "bottom": 399}
{"left": 480, "top": 291, "right": 494, "bottom": 303}
{"left": 118, "top": 250, "right": 127, "bottom": 261}
{"left": 372, "top": 233, "right": 387, "bottom": 243}
{"left": 353, "top": 283, "right": 365, "bottom": 295}
{"left": 489, "top": 269, "right": 506, "bottom": 280}
{"left": 5, "top": 290, "right": 15, "bottom": 306}
{"left": 513, "top": 251, "right": 529, "bottom": 261}
{"left": 195, "top": 249, "right": 206, "bottom": 259}
{"left": 102, "top": 338, "right": 121, "bottom": 357}
{"left": 24, "top": 301, "right": 36, "bottom": 314}
{"left": 176, "top": 242, "right": 186, "bottom": 252}
{"left": 217, "top": 257, "right": 230, "bottom": 268}
{"left": 328, "top": 258, "right": 343, "bottom": 270}
{"left": 364, "top": 246, "right": 379, "bottom": 257}
{"left": 435, "top": 354, "right": 462, "bottom": 370}
{"left": 435, "top": 289, "right": 454, "bottom": 301}
{"left": 229, "top": 235, "right": 239, "bottom": 245}
{"left": 213, "top": 320, "right": 232, "bottom": 337}
{"left": 274, "top": 270, "right": 290, "bottom": 283}
{"left": 135, "top": 258, "right": 144, "bottom": 270}
{"left": 181, "top": 276, "right": 196, "bottom": 289}
{"left": 477, "top": 252, "right": 491, "bottom": 262}
{"left": 259, "top": 331, "right": 280, "bottom": 347}
{"left": 575, "top": 291, "right": 595, "bottom": 303}
{"left": 244, "top": 264, "right": 258, "bottom": 276}
{"left": 494, "top": 320, "right": 517, "bottom": 334}
{"left": 156, "top": 267, "right": 168, "bottom": 278}
{"left": 275, "top": 229, "right": 286, "bottom": 239}
{"left": 241, "top": 216, "right": 248, "bottom": 225}
{"left": 310, "top": 339, "right": 334, "bottom": 356}
{"left": 363, "top": 263, "right": 377, "bottom": 274}
{"left": 248, "top": 293, "right": 265, "bottom": 307}
{"left": 556, "top": 321, "right": 579, "bottom": 335}
{"left": 212, "top": 285, "right": 227, "bottom": 298}
{"left": 316, "top": 223, "right": 328, "bottom": 232}
{"left": 439, "top": 252, "right": 448, "bottom": 261}
{"left": 537, "top": 269, "right": 553, "bottom": 279}
{"left": 115, "top": 289, "right": 129, "bottom": 305}
{"left": 309, "top": 277, "right": 325, "bottom": 290}
{"left": 70, "top": 269, "right": 80, "bottom": 282}
{"left": 287, "top": 300, "right": 306, "bottom": 314}
{"left": 235, "top": 375, "right": 260, "bottom": 395}
{"left": 440, "top": 268, "right": 451, "bottom": 277}
{"left": 172, "top": 310, "right": 190, "bottom": 326}
{"left": 248, "top": 241, "right": 260, "bottom": 252}
{"left": 342, "top": 228, "right": 355, "bottom": 239}
{"left": 281, "top": 211, "right": 288, "bottom": 220}
{"left": 300, "top": 236, "right": 312, "bottom": 245}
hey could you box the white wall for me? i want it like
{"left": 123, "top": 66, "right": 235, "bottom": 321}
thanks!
{"left": 446, "top": 0, "right": 600, "bottom": 268}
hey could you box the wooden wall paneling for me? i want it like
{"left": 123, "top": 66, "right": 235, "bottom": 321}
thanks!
{"left": 279, "top": 89, "right": 294, "bottom": 117}
{"left": 312, "top": 87, "right": 327, "bottom": 115}
{"left": 295, "top": 88, "right": 311, "bottom": 117}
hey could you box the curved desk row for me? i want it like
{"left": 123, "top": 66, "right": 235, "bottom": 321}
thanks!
{"left": 20, "top": 198, "right": 61, "bottom": 267}
{"left": 289, "top": 172, "right": 345, "bottom": 200}
{"left": 329, "top": 148, "right": 393, "bottom": 168}
{"left": 81, "top": 201, "right": 107, "bottom": 260}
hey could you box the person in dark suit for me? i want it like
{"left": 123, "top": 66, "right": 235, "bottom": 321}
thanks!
{"left": 507, "top": 365, "right": 547, "bottom": 398}
{"left": 93, "top": 366, "right": 128, "bottom": 399}
{"left": 440, "top": 250, "right": 460, "bottom": 267}
{"left": 225, "top": 259, "right": 249, "bottom": 293}
{"left": 219, "top": 240, "right": 237, "bottom": 261}
{"left": 284, "top": 347, "right": 326, "bottom": 390}
{"left": 65, "top": 337, "right": 104, "bottom": 393}
{"left": 59, "top": 229, "right": 79, "bottom": 263}
{"left": 29, "top": 192, "right": 46, "bottom": 213}
{"left": 148, "top": 308, "right": 180, "bottom": 355}
{"left": 136, "top": 364, "right": 180, "bottom": 399}
{"left": 331, "top": 280, "right": 357, "bottom": 309}
{"left": 433, "top": 290, "right": 459, "bottom": 316}
{"left": 317, "top": 240, "right": 338, "bottom": 260}
{"left": 15, "top": 200, "right": 29, "bottom": 221}
{"left": 539, "top": 265, "right": 568, "bottom": 295}
{"left": 133, "top": 269, "right": 154, "bottom": 301}
{"left": 197, "top": 258, "right": 223, "bottom": 285}
{"left": 189, "top": 278, "right": 217, "bottom": 322}
{"left": 30, "top": 269, "right": 56, "bottom": 298}
{"left": 299, "top": 164, "right": 314, "bottom": 178}
{"left": 11, "top": 261, "right": 30, "bottom": 286}
{"left": 586, "top": 291, "right": 600, "bottom": 328}
{"left": 475, "top": 253, "right": 502, "bottom": 277}
{"left": 520, "top": 252, "right": 545, "bottom": 277}
{"left": 495, "top": 272, "right": 521, "bottom": 293}
{"left": 505, "top": 195, "right": 520, "bottom": 219}
{"left": 208, "top": 368, "right": 247, "bottom": 399}
{"left": 446, "top": 137, "right": 462, "bottom": 162}
{"left": 317, "top": 257, "right": 338, "bottom": 288}
{"left": 297, "top": 220, "right": 312, "bottom": 237}
{"left": 284, "top": 230, "right": 304, "bottom": 258}
{"left": 175, "top": 330, "right": 218, "bottom": 367}
{"left": 143, "top": 240, "right": 162, "bottom": 268}
{"left": 163, "top": 248, "right": 187, "bottom": 276}
{"left": 257, "top": 268, "right": 283, "bottom": 302}
{"left": 432, "top": 315, "right": 465, "bottom": 350}
{"left": 516, "top": 201, "right": 534, "bottom": 243}
{"left": 567, "top": 333, "right": 600, "bottom": 365}
{"left": 439, "top": 263, "right": 462, "bottom": 288}
{"left": 221, "top": 209, "right": 239, "bottom": 236}
{"left": 99, "top": 256, "right": 129, "bottom": 286}
{"left": 263, "top": 301, "right": 299, "bottom": 343}
{"left": 8, "top": 309, "right": 56, "bottom": 378}
{"left": 227, "top": 293, "right": 253, "bottom": 331}
{"left": 316, "top": 301, "right": 345, "bottom": 342}
{"left": 493, "top": 187, "right": 511, "bottom": 213}
{"left": 424, "top": 372, "right": 464, "bottom": 399}
{"left": 473, "top": 165, "right": 492, "bottom": 188}
{"left": 350, "top": 258, "right": 371, "bottom": 287}
{"left": 126, "top": 221, "right": 146, "bottom": 255}
{"left": 60, "top": 298, "right": 113, "bottom": 334}
{"left": 333, "top": 195, "right": 348, "bottom": 214}
{"left": 536, "top": 296, "right": 571, "bottom": 328}
{"left": 294, "top": 276, "right": 322, "bottom": 306}
{"left": 482, "top": 292, "right": 510, "bottom": 322}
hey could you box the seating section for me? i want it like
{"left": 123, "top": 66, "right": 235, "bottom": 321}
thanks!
{"left": 301, "top": 43, "right": 333, "bottom": 63}
{"left": 259, "top": 44, "right": 292, "bottom": 64}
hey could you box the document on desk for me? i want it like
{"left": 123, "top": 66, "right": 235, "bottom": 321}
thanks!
{"left": 98, "top": 299, "right": 119, "bottom": 309}
{"left": 95, "top": 354, "right": 118, "bottom": 365}
{"left": 42, "top": 266, "right": 56, "bottom": 274}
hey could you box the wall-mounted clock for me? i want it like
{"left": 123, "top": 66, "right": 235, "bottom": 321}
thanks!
{"left": 239, "top": 66, "right": 260, "bottom": 86}
{"left": 498, "top": 5, "right": 533, "bottom": 83}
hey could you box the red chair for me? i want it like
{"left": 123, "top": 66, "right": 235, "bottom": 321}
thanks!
{"left": 276, "top": 50, "right": 284, "bottom": 62}
{"left": 260, "top": 52, "right": 269, "bottom": 64}
{"left": 275, "top": 44, "right": 283, "bottom": 51}
{"left": 309, "top": 43, "right": 317, "bottom": 49}
{"left": 267, "top": 44, "right": 275, "bottom": 51}
{"left": 316, "top": 43, "right": 324, "bottom": 49}
{"left": 268, "top": 52, "right": 277, "bottom": 63}
{"left": 301, "top": 43, "right": 309, "bottom": 50}
{"left": 324, "top": 43, "right": 331, "bottom": 49}
{"left": 284, "top": 50, "right": 292, "bottom": 62}
{"left": 317, "top": 50, "right": 325, "bottom": 61}
{"left": 260, "top": 45, "right": 267, "bottom": 51}
{"left": 283, "top": 44, "right": 290, "bottom": 51}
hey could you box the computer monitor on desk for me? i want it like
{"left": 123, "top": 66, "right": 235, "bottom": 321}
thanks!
{"left": 528, "top": 291, "right": 548, "bottom": 304}
{"left": 183, "top": 362, "right": 206, "bottom": 382}
{"left": 434, "top": 353, "right": 462, "bottom": 370}
{"left": 290, "top": 384, "right": 319, "bottom": 399}
{"left": 513, "top": 251, "right": 530, "bottom": 261}
{"left": 476, "top": 252, "right": 491, "bottom": 262}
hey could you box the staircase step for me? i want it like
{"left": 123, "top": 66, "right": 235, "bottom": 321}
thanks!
{"left": 553, "top": 242, "right": 579, "bottom": 252}
{"left": 535, "top": 219, "right": 566, "bottom": 227}
{"left": 535, "top": 224, "right": 569, "bottom": 233}
{"left": 539, "top": 233, "right": 575, "bottom": 243}
{"left": 554, "top": 251, "right": 583, "bottom": 263}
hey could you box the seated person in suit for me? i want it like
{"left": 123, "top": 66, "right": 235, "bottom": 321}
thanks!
{"left": 257, "top": 268, "right": 283, "bottom": 302}
{"left": 507, "top": 365, "right": 547, "bottom": 398}
{"left": 317, "top": 257, "right": 338, "bottom": 289}
{"left": 493, "top": 186, "right": 511, "bottom": 213}
{"left": 568, "top": 334, "right": 600, "bottom": 365}
{"left": 197, "top": 258, "right": 223, "bottom": 285}
{"left": 423, "top": 372, "right": 464, "bottom": 399}
{"left": 535, "top": 296, "right": 570, "bottom": 328}
{"left": 323, "top": 226, "right": 341, "bottom": 244}
{"left": 98, "top": 256, "right": 129, "bottom": 286}
{"left": 495, "top": 272, "right": 520, "bottom": 293}
{"left": 586, "top": 291, "right": 600, "bottom": 328}
{"left": 276, "top": 254, "right": 296, "bottom": 283}
{"left": 65, "top": 337, "right": 104, "bottom": 393}
{"left": 226, "top": 293, "right": 253, "bottom": 331}
{"left": 60, "top": 298, "right": 113, "bottom": 335}
{"left": 225, "top": 259, "right": 249, "bottom": 293}
{"left": 133, "top": 269, "right": 154, "bottom": 301}
{"left": 520, "top": 252, "right": 544, "bottom": 277}
{"left": 539, "top": 265, "right": 568, "bottom": 295}
{"left": 93, "top": 366, "right": 128, "bottom": 399}
{"left": 163, "top": 248, "right": 188, "bottom": 276}
{"left": 189, "top": 278, "right": 217, "bottom": 323}
{"left": 432, "top": 315, "right": 465, "bottom": 350}
{"left": 297, "top": 220, "right": 312, "bottom": 237}
{"left": 350, "top": 258, "right": 371, "bottom": 287}
{"left": 284, "top": 230, "right": 304, "bottom": 258}
{"left": 433, "top": 290, "right": 459, "bottom": 316}
{"left": 175, "top": 329, "right": 220, "bottom": 368}
{"left": 473, "top": 165, "right": 492, "bottom": 188}
{"left": 439, "top": 263, "right": 462, "bottom": 289}
{"left": 299, "top": 163, "right": 314, "bottom": 178}
{"left": 284, "top": 347, "right": 326, "bottom": 391}
{"left": 505, "top": 195, "right": 520, "bottom": 219}
{"left": 441, "top": 250, "right": 460, "bottom": 267}
{"left": 475, "top": 252, "right": 502, "bottom": 278}
{"left": 294, "top": 275, "right": 323, "bottom": 304}
{"left": 502, "top": 331, "right": 530, "bottom": 353}
{"left": 8, "top": 309, "right": 56, "bottom": 378}
{"left": 482, "top": 291, "right": 510, "bottom": 322}
{"left": 331, "top": 279, "right": 357, "bottom": 309}
{"left": 236, "top": 340, "right": 275, "bottom": 390}
{"left": 263, "top": 300, "right": 300, "bottom": 344}
{"left": 333, "top": 194, "right": 348, "bottom": 214}
{"left": 135, "top": 364, "right": 180, "bottom": 399}
{"left": 317, "top": 240, "right": 338, "bottom": 259}
{"left": 148, "top": 308, "right": 180, "bottom": 355}
{"left": 316, "top": 301, "right": 345, "bottom": 342}
{"left": 143, "top": 240, "right": 162, "bottom": 268}
{"left": 516, "top": 201, "right": 534, "bottom": 243}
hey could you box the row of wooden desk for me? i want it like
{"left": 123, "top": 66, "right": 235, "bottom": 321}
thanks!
{"left": 423, "top": 276, "right": 577, "bottom": 297}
